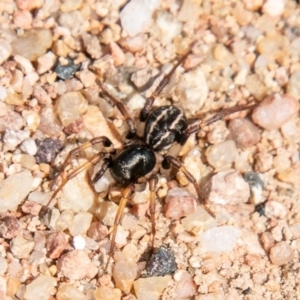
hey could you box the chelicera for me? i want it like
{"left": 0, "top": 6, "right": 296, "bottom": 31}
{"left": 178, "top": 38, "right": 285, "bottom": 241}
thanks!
{"left": 43, "top": 46, "right": 255, "bottom": 273}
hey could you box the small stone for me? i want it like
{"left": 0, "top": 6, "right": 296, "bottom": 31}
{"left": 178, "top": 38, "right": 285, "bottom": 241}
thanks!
{"left": 255, "top": 152, "right": 273, "bottom": 172}
{"left": 59, "top": 171, "right": 95, "bottom": 213}
{"left": 46, "top": 232, "right": 68, "bottom": 259}
{"left": 87, "top": 221, "right": 109, "bottom": 241}
{"left": 14, "top": 55, "right": 34, "bottom": 74}
{"left": 32, "top": 85, "right": 52, "bottom": 105}
{"left": 34, "top": 138, "right": 62, "bottom": 164}
{"left": 262, "top": 0, "right": 285, "bottom": 16}
{"left": 0, "top": 216, "right": 21, "bottom": 239}
{"left": 93, "top": 286, "right": 121, "bottom": 300}
{"left": 287, "top": 70, "right": 300, "bottom": 98}
{"left": 113, "top": 260, "right": 137, "bottom": 294}
{"left": 269, "top": 241, "right": 294, "bottom": 266}
{"left": 6, "top": 277, "right": 20, "bottom": 296}
{"left": 24, "top": 275, "right": 56, "bottom": 300}
{"left": 264, "top": 201, "right": 288, "bottom": 219}
{"left": 110, "top": 42, "right": 125, "bottom": 66}
{"left": 252, "top": 94, "right": 300, "bottom": 130}
{"left": 73, "top": 235, "right": 86, "bottom": 250}
{"left": 69, "top": 212, "right": 93, "bottom": 236}
{"left": 174, "top": 272, "right": 197, "bottom": 299}
{"left": 206, "top": 140, "right": 238, "bottom": 170}
{"left": 21, "top": 138, "right": 38, "bottom": 156}
{"left": 245, "top": 74, "right": 267, "bottom": 100}
{"left": 181, "top": 206, "right": 217, "bottom": 235}
{"left": 55, "top": 210, "right": 74, "bottom": 231}
{"left": 174, "top": 67, "right": 208, "bottom": 115}
{"left": 228, "top": 118, "right": 260, "bottom": 148}
{"left": 208, "top": 170, "right": 250, "bottom": 205}
{"left": 21, "top": 201, "right": 42, "bottom": 215}
{"left": 55, "top": 91, "right": 87, "bottom": 127}
{"left": 38, "top": 105, "right": 63, "bottom": 137}
{"left": 10, "top": 235, "right": 35, "bottom": 259}
{"left": 120, "top": 0, "right": 160, "bottom": 37}
{"left": 3, "top": 129, "right": 30, "bottom": 151}
{"left": 244, "top": 254, "right": 261, "bottom": 267}
{"left": 58, "top": 11, "right": 87, "bottom": 37}
{"left": 134, "top": 275, "right": 171, "bottom": 300}
{"left": 37, "top": 51, "right": 56, "bottom": 74}
{"left": 200, "top": 226, "right": 241, "bottom": 253}
{"left": 0, "top": 256, "right": 7, "bottom": 275}
{"left": 11, "top": 29, "right": 53, "bottom": 61}
{"left": 277, "top": 167, "right": 300, "bottom": 184}
{"left": 96, "top": 201, "right": 118, "bottom": 227}
{"left": 54, "top": 57, "right": 81, "bottom": 80}
{"left": 56, "top": 284, "right": 86, "bottom": 300}
{"left": 0, "top": 39, "right": 12, "bottom": 65}
{"left": 120, "top": 35, "right": 144, "bottom": 53}
{"left": 0, "top": 110, "right": 23, "bottom": 131}
{"left": 58, "top": 250, "right": 97, "bottom": 280}
{"left": 164, "top": 187, "right": 196, "bottom": 220}
{"left": 0, "top": 170, "right": 33, "bottom": 212}
{"left": 142, "top": 245, "right": 176, "bottom": 277}
{"left": 260, "top": 232, "right": 275, "bottom": 252}
{"left": 78, "top": 69, "right": 96, "bottom": 88}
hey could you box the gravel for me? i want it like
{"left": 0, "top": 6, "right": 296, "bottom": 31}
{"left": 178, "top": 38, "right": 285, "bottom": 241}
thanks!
{"left": 0, "top": 0, "right": 300, "bottom": 299}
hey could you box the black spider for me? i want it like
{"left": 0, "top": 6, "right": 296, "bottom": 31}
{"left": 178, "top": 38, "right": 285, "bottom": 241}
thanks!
{"left": 42, "top": 46, "right": 255, "bottom": 273}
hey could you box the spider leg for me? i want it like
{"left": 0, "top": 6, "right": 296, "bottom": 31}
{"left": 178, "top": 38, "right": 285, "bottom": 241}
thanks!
{"left": 96, "top": 79, "right": 136, "bottom": 139}
{"left": 139, "top": 48, "right": 193, "bottom": 122}
{"left": 149, "top": 174, "right": 158, "bottom": 250}
{"left": 184, "top": 103, "right": 257, "bottom": 139}
{"left": 59, "top": 136, "right": 114, "bottom": 172}
{"left": 104, "top": 184, "right": 135, "bottom": 273}
{"left": 46, "top": 152, "right": 110, "bottom": 207}
{"left": 162, "top": 155, "right": 215, "bottom": 218}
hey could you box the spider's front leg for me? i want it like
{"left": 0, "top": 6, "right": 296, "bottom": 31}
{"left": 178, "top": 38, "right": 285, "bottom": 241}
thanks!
{"left": 44, "top": 136, "right": 115, "bottom": 208}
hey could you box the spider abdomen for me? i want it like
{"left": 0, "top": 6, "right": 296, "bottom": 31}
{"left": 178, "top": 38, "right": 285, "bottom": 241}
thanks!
{"left": 110, "top": 145, "right": 156, "bottom": 186}
{"left": 144, "top": 106, "right": 188, "bottom": 151}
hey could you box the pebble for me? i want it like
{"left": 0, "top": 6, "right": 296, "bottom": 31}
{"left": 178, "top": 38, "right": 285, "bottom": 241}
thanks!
{"left": 55, "top": 209, "right": 74, "bottom": 231}
{"left": 0, "top": 170, "right": 33, "bottom": 212}
{"left": 120, "top": 0, "right": 160, "bottom": 37}
{"left": 21, "top": 200, "right": 41, "bottom": 215}
{"left": 11, "top": 29, "right": 53, "bottom": 61}
{"left": 0, "top": 110, "right": 24, "bottom": 131}
{"left": 174, "top": 67, "right": 208, "bottom": 115}
{"left": 38, "top": 105, "right": 63, "bottom": 137}
{"left": 37, "top": 51, "right": 56, "bottom": 74}
{"left": 58, "top": 250, "right": 97, "bottom": 280}
{"left": 0, "top": 216, "right": 21, "bottom": 239}
{"left": 120, "top": 35, "right": 144, "bottom": 52}
{"left": 200, "top": 226, "right": 241, "bottom": 253}
{"left": 262, "top": 0, "right": 285, "bottom": 16}
{"left": 254, "top": 152, "right": 273, "bottom": 172}
{"left": 7, "top": 277, "right": 21, "bottom": 297}
{"left": 228, "top": 118, "right": 260, "bottom": 148}
{"left": 21, "top": 138, "right": 38, "bottom": 156}
{"left": 33, "top": 85, "right": 52, "bottom": 105}
{"left": 0, "top": 39, "right": 12, "bottom": 65}
{"left": 287, "top": 70, "right": 300, "bottom": 98}
{"left": 142, "top": 245, "right": 177, "bottom": 277}
{"left": 69, "top": 212, "right": 93, "bottom": 236}
{"left": 24, "top": 275, "right": 56, "bottom": 300}
{"left": 208, "top": 170, "right": 250, "bottom": 205}
{"left": 73, "top": 235, "right": 86, "bottom": 250}
{"left": 113, "top": 260, "right": 137, "bottom": 294}
{"left": 269, "top": 241, "right": 294, "bottom": 266}
{"left": 22, "top": 110, "right": 40, "bottom": 131}
{"left": 46, "top": 232, "right": 68, "bottom": 259}
{"left": 56, "top": 284, "right": 86, "bottom": 300}
{"left": 55, "top": 91, "right": 87, "bottom": 127}
{"left": 206, "top": 140, "right": 238, "bottom": 170}
{"left": 260, "top": 232, "right": 275, "bottom": 252}
{"left": 14, "top": 55, "right": 34, "bottom": 74}
{"left": 59, "top": 171, "right": 95, "bottom": 213}
{"left": 134, "top": 275, "right": 171, "bottom": 300}
{"left": 54, "top": 57, "right": 81, "bottom": 80}
{"left": 174, "top": 271, "right": 197, "bottom": 299}
{"left": 78, "top": 69, "right": 96, "bottom": 88}
{"left": 252, "top": 94, "right": 299, "bottom": 130}
{"left": 181, "top": 206, "right": 217, "bottom": 236}
{"left": 96, "top": 201, "right": 118, "bottom": 227}
{"left": 93, "top": 286, "right": 121, "bottom": 300}
{"left": 87, "top": 221, "right": 109, "bottom": 242}
{"left": 110, "top": 42, "right": 125, "bottom": 66}
{"left": 164, "top": 187, "right": 196, "bottom": 220}
{"left": 10, "top": 235, "right": 35, "bottom": 259}
{"left": 3, "top": 129, "right": 30, "bottom": 151}
{"left": 34, "top": 138, "right": 62, "bottom": 164}
{"left": 58, "top": 11, "right": 87, "bottom": 37}
{"left": 0, "top": 256, "right": 7, "bottom": 275}
{"left": 245, "top": 74, "right": 267, "bottom": 100}
{"left": 264, "top": 201, "right": 288, "bottom": 219}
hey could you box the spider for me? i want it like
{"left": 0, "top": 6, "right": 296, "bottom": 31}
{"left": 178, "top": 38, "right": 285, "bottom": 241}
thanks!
{"left": 42, "top": 46, "right": 255, "bottom": 273}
